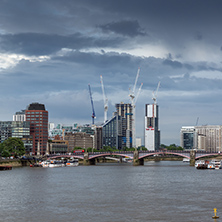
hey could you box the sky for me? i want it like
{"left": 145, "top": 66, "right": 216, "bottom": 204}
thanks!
{"left": 0, "top": 0, "right": 222, "bottom": 145}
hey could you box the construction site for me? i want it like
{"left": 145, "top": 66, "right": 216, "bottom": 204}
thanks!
{"left": 48, "top": 68, "right": 161, "bottom": 152}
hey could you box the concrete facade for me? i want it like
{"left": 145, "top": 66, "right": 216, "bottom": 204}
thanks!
{"left": 144, "top": 104, "right": 160, "bottom": 150}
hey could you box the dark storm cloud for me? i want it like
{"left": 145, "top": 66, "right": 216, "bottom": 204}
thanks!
{"left": 99, "top": 20, "right": 146, "bottom": 37}
{"left": 0, "top": 33, "right": 125, "bottom": 56}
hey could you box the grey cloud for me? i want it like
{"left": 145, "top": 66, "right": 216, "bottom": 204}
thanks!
{"left": 99, "top": 20, "right": 146, "bottom": 37}
{"left": 162, "top": 59, "right": 183, "bottom": 69}
{"left": 0, "top": 33, "right": 125, "bottom": 56}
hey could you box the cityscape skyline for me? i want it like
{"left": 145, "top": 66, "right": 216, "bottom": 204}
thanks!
{"left": 0, "top": 0, "right": 222, "bottom": 145}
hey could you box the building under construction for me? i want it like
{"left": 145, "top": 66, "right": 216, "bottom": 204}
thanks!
{"left": 102, "top": 103, "right": 133, "bottom": 149}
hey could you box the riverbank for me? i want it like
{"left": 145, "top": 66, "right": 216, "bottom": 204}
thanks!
{"left": 0, "top": 159, "right": 36, "bottom": 167}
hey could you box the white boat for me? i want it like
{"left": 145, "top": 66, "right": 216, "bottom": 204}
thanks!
{"left": 48, "top": 160, "right": 65, "bottom": 168}
{"left": 66, "top": 159, "right": 79, "bottom": 167}
{"left": 195, "top": 160, "right": 207, "bottom": 169}
{"left": 207, "top": 163, "right": 215, "bottom": 169}
{"left": 211, "top": 159, "right": 221, "bottom": 170}
{"left": 183, "top": 158, "right": 189, "bottom": 163}
{"left": 40, "top": 160, "right": 50, "bottom": 168}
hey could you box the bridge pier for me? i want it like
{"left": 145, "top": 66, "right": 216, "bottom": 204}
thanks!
{"left": 83, "top": 152, "right": 96, "bottom": 165}
{"left": 190, "top": 150, "right": 196, "bottom": 166}
{"left": 133, "top": 150, "right": 144, "bottom": 166}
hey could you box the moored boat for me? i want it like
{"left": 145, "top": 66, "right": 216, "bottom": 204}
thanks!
{"left": 66, "top": 159, "right": 79, "bottom": 167}
{"left": 183, "top": 158, "right": 189, "bottom": 163}
{"left": 211, "top": 159, "right": 221, "bottom": 170}
{"left": 195, "top": 160, "right": 208, "bottom": 169}
{"left": 48, "top": 160, "right": 65, "bottom": 168}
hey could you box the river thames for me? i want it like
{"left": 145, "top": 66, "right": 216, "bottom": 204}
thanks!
{"left": 0, "top": 161, "right": 221, "bottom": 222}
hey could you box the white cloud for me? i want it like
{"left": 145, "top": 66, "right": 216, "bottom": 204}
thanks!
{"left": 0, "top": 53, "right": 50, "bottom": 70}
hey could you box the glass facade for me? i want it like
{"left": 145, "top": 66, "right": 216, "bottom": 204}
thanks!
{"left": 0, "top": 121, "right": 33, "bottom": 153}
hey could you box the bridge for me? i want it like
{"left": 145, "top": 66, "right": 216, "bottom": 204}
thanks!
{"left": 49, "top": 150, "right": 222, "bottom": 166}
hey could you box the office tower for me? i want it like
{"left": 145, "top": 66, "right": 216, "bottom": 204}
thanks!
{"left": 180, "top": 126, "right": 196, "bottom": 150}
{"left": 25, "top": 103, "right": 48, "bottom": 155}
{"left": 144, "top": 104, "right": 160, "bottom": 150}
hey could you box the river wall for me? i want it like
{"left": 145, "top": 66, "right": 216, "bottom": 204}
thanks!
{"left": 0, "top": 159, "right": 35, "bottom": 167}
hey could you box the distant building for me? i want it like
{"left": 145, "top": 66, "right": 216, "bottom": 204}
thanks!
{"left": 144, "top": 104, "right": 160, "bottom": 150}
{"left": 49, "top": 139, "right": 69, "bottom": 154}
{"left": 102, "top": 114, "right": 123, "bottom": 149}
{"left": 180, "top": 126, "right": 196, "bottom": 150}
{"left": 195, "top": 125, "right": 222, "bottom": 152}
{"left": 180, "top": 125, "right": 222, "bottom": 152}
{"left": 115, "top": 103, "right": 133, "bottom": 148}
{"left": 0, "top": 121, "right": 33, "bottom": 154}
{"left": 136, "top": 137, "right": 142, "bottom": 148}
{"left": 25, "top": 102, "right": 48, "bottom": 155}
{"left": 13, "top": 110, "right": 26, "bottom": 121}
{"left": 95, "top": 126, "right": 103, "bottom": 150}
{"left": 65, "top": 132, "right": 93, "bottom": 151}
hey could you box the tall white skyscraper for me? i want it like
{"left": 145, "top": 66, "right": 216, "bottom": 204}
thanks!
{"left": 144, "top": 104, "right": 160, "bottom": 150}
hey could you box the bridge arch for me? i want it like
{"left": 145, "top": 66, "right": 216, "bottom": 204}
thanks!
{"left": 88, "top": 153, "right": 133, "bottom": 160}
{"left": 48, "top": 155, "right": 84, "bottom": 160}
{"left": 138, "top": 151, "right": 190, "bottom": 160}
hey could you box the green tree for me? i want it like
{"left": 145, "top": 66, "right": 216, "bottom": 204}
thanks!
{"left": 1, "top": 137, "right": 25, "bottom": 157}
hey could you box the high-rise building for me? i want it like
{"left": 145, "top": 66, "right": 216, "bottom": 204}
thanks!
{"left": 102, "top": 114, "right": 122, "bottom": 149}
{"left": 180, "top": 126, "right": 196, "bottom": 150}
{"left": 144, "top": 104, "right": 160, "bottom": 150}
{"left": 115, "top": 103, "right": 132, "bottom": 148}
{"left": 102, "top": 103, "right": 133, "bottom": 150}
{"left": 25, "top": 103, "right": 48, "bottom": 155}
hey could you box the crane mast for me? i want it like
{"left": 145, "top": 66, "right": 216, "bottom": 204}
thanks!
{"left": 152, "top": 81, "right": 160, "bottom": 104}
{"left": 88, "top": 84, "right": 96, "bottom": 125}
{"left": 129, "top": 67, "right": 143, "bottom": 149}
{"left": 100, "top": 75, "right": 108, "bottom": 123}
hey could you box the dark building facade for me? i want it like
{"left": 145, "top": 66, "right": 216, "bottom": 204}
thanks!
{"left": 25, "top": 103, "right": 48, "bottom": 155}
{"left": 102, "top": 103, "right": 133, "bottom": 150}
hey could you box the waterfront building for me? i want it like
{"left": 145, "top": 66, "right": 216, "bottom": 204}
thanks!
{"left": 102, "top": 114, "right": 123, "bottom": 149}
{"left": 195, "top": 125, "right": 222, "bottom": 152}
{"left": 49, "top": 139, "right": 69, "bottom": 154}
{"left": 25, "top": 103, "right": 48, "bottom": 155}
{"left": 144, "top": 104, "right": 160, "bottom": 150}
{"left": 65, "top": 132, "right": 93, "bottom": 151}
{"left": 180, "top": 126, "right": 196, "bottom": 150}
{"left": 0, "top": 121, "right": 33, "bottom": 153}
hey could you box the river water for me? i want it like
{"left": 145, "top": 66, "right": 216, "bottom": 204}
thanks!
{"left": 0, "top": 161, "right": 221, "bottom": 222}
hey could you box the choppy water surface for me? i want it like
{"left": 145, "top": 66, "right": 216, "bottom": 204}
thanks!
{"left": 0, "top": 161, "right": 221, "bottom": 222}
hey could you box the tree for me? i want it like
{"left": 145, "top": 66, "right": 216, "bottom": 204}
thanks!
{"left": 0, "top": 137, "right": 25, "bottom": 157}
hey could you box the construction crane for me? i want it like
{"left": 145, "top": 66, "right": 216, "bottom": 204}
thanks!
{"left": 100, "top": 75, "right": 108, "bottom": 123}
{"left": 129, "top": 67, "right": 143, "bottom": 149}
{"left": 152, "top": 81, "right": 161, "bottom": 104}
{"left": 88, "top": 84, "right": 96, "bottom": 125}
